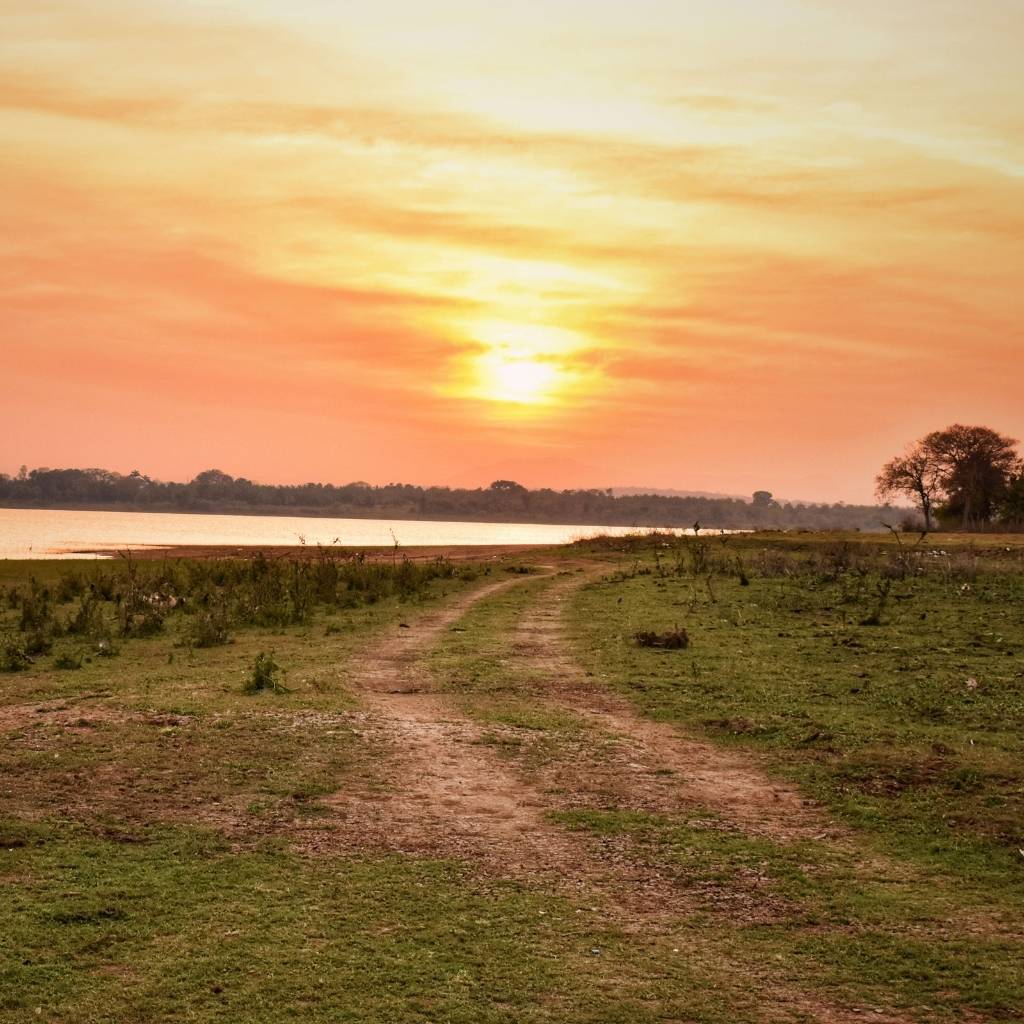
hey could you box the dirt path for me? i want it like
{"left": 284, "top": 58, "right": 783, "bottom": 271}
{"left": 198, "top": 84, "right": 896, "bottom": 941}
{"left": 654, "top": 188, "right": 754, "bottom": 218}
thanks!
{"left": 324, "top": 576, "right": 668, "bottom": 892}
{"left": 512, "top": 572, "right": 843, "bottom": 844}
{"left": 326, "top": 578, "right": 572, "bottom": 872}
{"left": 318, "top": 570, "right": 909, "bottom": 1024}
{"left": 324, "top": 573, "right": 735, "bottom": 911}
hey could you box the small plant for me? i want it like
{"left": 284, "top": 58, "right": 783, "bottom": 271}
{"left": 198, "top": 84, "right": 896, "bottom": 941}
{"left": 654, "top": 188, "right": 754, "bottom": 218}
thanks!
{"left": 23, "top": 630, "right": 52, "bottom": 656}
{"left": 95, "top": 637, "right": 119, "bottom": 657}
{"left": 243, "top": 652, "right": 289, "bottom": 695}
{"left": 18, "top": 579, "right": 53, "bottom": 634}
{"left": 860, "top": 578, "right": 894, "bottom": 626}
{"left": 65, "top": 592, "right": 107, "bottom": 638}
{"left": 735, "top": 557, "right": 750, "bottom": 587}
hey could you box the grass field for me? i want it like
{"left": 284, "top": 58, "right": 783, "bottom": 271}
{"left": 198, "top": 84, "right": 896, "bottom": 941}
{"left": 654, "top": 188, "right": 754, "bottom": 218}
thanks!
{"left": 1, "top": 534, "right": 1022, "bottom": 1022}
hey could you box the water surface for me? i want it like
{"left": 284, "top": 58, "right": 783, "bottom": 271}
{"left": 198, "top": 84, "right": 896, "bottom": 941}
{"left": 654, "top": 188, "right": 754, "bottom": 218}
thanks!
{"left": 0, "top": 507, "right": 687, "bottom": 559}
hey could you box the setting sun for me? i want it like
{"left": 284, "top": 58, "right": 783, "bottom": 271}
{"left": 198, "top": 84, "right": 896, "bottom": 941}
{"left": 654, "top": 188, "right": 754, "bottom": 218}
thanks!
{"left": 458, "top": 319, "right": 587, "bottom": 407}
{"left": 479, "top": 352, "right": 559, "bottom": 405}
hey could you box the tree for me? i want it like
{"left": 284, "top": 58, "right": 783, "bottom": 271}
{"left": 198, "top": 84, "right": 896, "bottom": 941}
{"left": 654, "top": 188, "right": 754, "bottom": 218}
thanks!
{"left": 875, "top": 447, "right": 943, "bottom": 531}
{"left": 922, "top": 424, "right": 1019, "bottom": 528}
{"left": 878, "top": 425, "right": 1020, "bottom": 531}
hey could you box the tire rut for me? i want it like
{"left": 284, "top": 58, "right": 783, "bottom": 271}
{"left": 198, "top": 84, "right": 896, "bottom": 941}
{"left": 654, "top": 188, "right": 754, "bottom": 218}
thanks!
{"left": 514, "top": 572, "right": 843, "bottom": 844}
{"left": 324, "top": 575, "right": 688, "bottom": 908}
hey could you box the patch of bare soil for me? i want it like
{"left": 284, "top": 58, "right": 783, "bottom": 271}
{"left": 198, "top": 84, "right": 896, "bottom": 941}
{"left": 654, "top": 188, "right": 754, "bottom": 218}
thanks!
{"left": 513, "top": 573, "right": 843, "bottom": 844}
{"left": 0, "top": 694, "right": 121, "bottom": 734}
{"left": 0, "top": 698, "right": 368, "bottom": 841}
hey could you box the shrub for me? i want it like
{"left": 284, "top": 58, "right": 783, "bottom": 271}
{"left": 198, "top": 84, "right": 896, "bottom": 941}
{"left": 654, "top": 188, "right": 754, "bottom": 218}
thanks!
{"left": 65, "top": 593, "right": 107, "bottom": 638}
{"left": 18, "top": 580, "right": 53, "bottom": 634}
{"left": 54, "top": 572, "right": 87, "bottom": 603}
{"left": 94, "top": 637, "right": 119, "bottom": 658}
{"left": 23, "top": 631, "right": 52, "bottom": 656}
{"left": 1, "top": 639, "right": 32, "bottom": 672}
{"left": 182, "top": 607, "right": 231, "bottom": 648}
{"left": 243, "top": 652, "right": 288, "bottom": 695}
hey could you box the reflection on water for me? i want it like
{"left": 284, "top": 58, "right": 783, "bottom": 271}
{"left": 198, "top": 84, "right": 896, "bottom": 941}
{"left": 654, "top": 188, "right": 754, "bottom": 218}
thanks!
{"left": 0, "top": 507, "right": 696, "bottom": 559}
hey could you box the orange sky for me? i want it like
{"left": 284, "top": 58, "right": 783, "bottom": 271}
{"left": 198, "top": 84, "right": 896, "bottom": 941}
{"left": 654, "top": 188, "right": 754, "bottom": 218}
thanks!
{"left": 3, "top": 0, "right": 1022, "bottom": 502}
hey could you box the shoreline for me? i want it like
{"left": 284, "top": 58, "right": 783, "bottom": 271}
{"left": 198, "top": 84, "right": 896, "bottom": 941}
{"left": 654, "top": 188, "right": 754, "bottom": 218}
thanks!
{"left": 0, "top": 500, "right": 736, "bottom": 531}
{"left": 59, "top": 543, "right": 542, "bottom": 562}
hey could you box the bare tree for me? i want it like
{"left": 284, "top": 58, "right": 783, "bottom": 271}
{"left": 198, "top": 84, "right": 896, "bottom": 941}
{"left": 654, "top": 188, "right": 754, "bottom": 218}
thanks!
{"left": 876, "top": 446, "right": 942, "bottom": 531}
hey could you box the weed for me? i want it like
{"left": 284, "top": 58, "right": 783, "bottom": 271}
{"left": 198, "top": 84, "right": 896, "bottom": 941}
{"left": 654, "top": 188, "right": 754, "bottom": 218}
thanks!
{"left": 243, "top": 652, "right": 288, "bottom": 695}
{"left": 182, "top": 606, "right": 231, "bottom": 648}
{"left": 95, "top": 637, "right": 119, "bottom": 657}
{"left": 22, "top": 629, "right": 52, "bottom": 656}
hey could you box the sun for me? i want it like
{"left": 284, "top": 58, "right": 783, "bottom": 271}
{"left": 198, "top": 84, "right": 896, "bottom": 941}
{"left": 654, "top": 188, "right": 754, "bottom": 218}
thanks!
{"left": 480, "top": 352, "right": 559, "bottom": 405}
{"left": 458, "top": 319, "right": 585, "bottom": 407}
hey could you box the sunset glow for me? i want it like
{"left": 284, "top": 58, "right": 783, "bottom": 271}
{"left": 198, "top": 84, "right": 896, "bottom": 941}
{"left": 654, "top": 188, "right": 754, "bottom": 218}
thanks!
{"left": 2, "top": 1, "right": 1022, "bottom": 499}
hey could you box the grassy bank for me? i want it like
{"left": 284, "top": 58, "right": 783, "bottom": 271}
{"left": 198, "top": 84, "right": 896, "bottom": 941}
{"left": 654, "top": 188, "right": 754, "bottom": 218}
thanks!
{"left": 0, "top": 551, "right": 758, "bottom": 1023}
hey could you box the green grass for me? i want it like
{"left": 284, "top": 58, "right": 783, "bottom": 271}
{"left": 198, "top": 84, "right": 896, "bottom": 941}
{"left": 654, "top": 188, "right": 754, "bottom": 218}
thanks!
{"left": 564, "top": 534, "right": 1024, "bottom": 1017}
{"left": 568, "top": 537, "right": 1024, "bottom": 882}
{"left": 426, "top": 573, "right": 594, "bottom": 767}
{"left": 423, "top": 542, "right": 1024, "bottom": 1019}
{"left": 0, "top": 554, "right": 765, "bottom": 1023}
{"left": 553, "top": 808, "right": 1023, "bottom": 1019}
{"left": 0, "top": 820, "right": 758, "bottom": 1024}
{"left": 0, "top": 558, "right": 495, "bottom": 714}
{"left": 0, "top": 558, "right": 515, "bottom": 837}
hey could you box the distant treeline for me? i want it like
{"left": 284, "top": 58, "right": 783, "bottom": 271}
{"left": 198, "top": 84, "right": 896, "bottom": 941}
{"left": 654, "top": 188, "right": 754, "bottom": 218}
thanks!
{"left": 0, "top": 467, "right": 902, "bottom": 531}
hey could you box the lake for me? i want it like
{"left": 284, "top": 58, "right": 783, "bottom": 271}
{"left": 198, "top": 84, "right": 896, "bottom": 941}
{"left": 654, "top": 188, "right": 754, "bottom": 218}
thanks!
{"left": 0, "top": 507, "right": 693, "bottom": 559}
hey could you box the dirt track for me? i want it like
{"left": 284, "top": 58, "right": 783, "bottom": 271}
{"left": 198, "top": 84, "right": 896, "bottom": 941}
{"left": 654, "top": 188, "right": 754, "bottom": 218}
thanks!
{"left": 322, "top": 569, "right": 909, "bottom": 1024}
{"left": 511, "top": 573, "right": 844, "bottom": 844}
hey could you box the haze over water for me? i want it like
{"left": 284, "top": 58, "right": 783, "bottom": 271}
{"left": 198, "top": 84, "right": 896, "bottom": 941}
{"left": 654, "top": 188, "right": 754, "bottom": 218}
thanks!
{"left": 0, "top": 507, "right": 687, "bottom": 560}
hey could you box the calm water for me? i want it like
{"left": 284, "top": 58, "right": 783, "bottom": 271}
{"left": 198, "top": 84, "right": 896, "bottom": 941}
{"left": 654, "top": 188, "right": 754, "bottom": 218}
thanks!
{"left": 0, "top": 507, "right": 689, "bottom": 559}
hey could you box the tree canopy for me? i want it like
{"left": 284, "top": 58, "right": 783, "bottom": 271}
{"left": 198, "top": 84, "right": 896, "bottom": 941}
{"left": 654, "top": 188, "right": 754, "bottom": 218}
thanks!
{"left": 877, "top": 424, "right": 1021, "bottom": 530}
